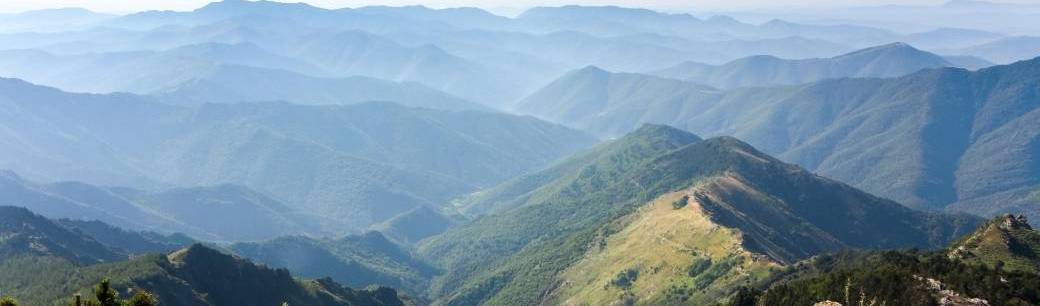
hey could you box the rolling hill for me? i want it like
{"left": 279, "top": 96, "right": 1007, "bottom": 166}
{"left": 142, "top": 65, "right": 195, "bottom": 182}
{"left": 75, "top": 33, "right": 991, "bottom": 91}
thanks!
{"left": 0, "top": 78, "right": 596, "bottom": 234}
{"left": 418, "top": 125, "right": 979, "bottom": 305}
{"left": 519, "top": 57, "right": 1040, "bottom": 221}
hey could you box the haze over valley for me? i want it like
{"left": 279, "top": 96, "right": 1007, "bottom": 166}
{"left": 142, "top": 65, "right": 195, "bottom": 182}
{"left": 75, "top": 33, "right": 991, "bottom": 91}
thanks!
{"left": 0, "top": 1, "right": 1039, "bottom": 305}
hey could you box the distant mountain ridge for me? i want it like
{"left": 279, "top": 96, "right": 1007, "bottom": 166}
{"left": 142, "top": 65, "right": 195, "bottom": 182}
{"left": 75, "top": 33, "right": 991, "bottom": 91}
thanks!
{"left": 946, "top": 35, "right": 1040, "bottom": 64}
{"left": 3, "top": 1, "right": 1016, "bottom": 107}
{"left": 152, "top": 64, "right": 486, "bottom": 110}
{"left": 651, "top": 42, "right": 962, "bottom": 89}
{"left": 514, "top": 65, "right": 719, "bottom": 136}
{"left": 520, "top": 56, "right": 1040, "bottom": 221}
{"left": 0, "top": 8, "right": 114, "bottom": 33}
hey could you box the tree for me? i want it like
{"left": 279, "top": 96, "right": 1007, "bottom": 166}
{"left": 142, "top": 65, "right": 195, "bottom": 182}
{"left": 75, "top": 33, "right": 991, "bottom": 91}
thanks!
{"left": 72, "top": 279, "right": 159, "bottom": 306}
{"left": 0, "top": 296, "right": 18, "bottom": 306}
{"left": 123, "top": 291, "right": 158, "bottom": 306}
{"left": 94, "top": 279, "right": 119, "bottom": 306}
{"left": 726, "top": 287, "right": 761, "bottom": 306}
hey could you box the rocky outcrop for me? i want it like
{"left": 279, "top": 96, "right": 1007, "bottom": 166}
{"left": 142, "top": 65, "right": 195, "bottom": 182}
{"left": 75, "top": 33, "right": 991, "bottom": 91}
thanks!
{"left": 915, "top": 276, "right": 990, "bottom": 306}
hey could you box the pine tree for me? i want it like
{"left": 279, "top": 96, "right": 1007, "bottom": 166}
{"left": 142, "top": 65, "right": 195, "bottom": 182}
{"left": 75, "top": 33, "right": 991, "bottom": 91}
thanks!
{"left": 0, "top": 296, "right": 18, "bottom": 306}
{"left": 94, "top": 279, "right": 119, "bottom": 306}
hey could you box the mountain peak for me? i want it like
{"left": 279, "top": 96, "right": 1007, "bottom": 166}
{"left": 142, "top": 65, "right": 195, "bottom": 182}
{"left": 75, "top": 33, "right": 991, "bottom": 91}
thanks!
{"left": 622, "top": 124, "right": 703, "bottom": 146}
{"left": 829, "top": 42, "right": 953, "bottom": 72}
{"left": 707, "top": 15, "right": 739, "bottom": 23}
{"left": 0, "top": 206, "right": 124, "bottom": 264}
{"left": 167, "top": 243, "right": 230, "bottom": 265}
{"left": 839, "top": 41, "right": 922, "bottom": 56}
{"left": 574, "top": 65, "right": 609, "bottom": 75}
{"left": 195, "top": 0, "right": 323, "bottom": 15}
{"left": 0, "top": 169, "right": 23, "bottom": 181}
{"left": 879, "top": 41, "right": 910, "bottom": 48}
{"left": 950, "top": 214, "right": 1040, "bottom": 273}
{"left": 762, "top": 19, "right": 796, "bottom": 27}
{"left": 998, "top": 214, "right": 1033, "bottom": 231}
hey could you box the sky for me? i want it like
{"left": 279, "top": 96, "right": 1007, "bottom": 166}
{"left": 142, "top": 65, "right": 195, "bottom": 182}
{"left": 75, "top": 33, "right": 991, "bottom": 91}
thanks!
{"left": 2, "top": 0, "right": 1036, "bottom": 15}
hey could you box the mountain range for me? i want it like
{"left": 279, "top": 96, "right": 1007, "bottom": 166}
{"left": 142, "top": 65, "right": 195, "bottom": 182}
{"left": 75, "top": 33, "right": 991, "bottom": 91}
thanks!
{"left": 517, "top": 43, "right": 962, "bottom": 130}
{"left": 650, "top": 42, "right": 985, "bottom": 89}
{"left": 0, "top": 1, "right": 1025, "bottom": 106}
{"left": 0, "top": 77, "right": 595, "bottom": 234}
{"left": 519, "top": 54, "right": 1040, "bottom": 222}
{"left": 0, "top": 2, "right": 1038, "bottom": 305}
{"left": 151, "top": 64, "right": 486, "bottom": 110}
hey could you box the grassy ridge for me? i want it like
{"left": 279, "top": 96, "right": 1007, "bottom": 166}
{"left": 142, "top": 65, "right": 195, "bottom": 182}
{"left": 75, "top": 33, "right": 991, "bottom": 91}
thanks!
{"left": 421, "top": 126, "right": 977, "bottom": 305}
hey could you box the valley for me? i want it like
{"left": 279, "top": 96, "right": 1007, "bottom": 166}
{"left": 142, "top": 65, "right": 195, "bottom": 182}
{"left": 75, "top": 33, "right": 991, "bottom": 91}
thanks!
{"left": 0, "top": 1, "right": 1038, "bottom": 305}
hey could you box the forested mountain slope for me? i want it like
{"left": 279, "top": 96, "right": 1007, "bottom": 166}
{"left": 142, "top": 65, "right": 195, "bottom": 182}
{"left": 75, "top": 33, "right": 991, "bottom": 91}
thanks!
{"left": 0, "top": 78, "right": 595, "bottom": 234}
{"left": 418, "top": 125, "right": 979, "bottom": 305}
{"left": 520, "top": 57, "right": 1040, "bottom": 220}
{"left": 0, "top": 206, "right": 411, "bottom": 306}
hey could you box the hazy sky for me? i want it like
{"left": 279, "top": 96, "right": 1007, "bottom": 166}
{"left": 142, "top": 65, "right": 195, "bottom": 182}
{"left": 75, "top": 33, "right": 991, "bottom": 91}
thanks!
{"left": 2, "top": 0, "right": 1033, "bottom": 15}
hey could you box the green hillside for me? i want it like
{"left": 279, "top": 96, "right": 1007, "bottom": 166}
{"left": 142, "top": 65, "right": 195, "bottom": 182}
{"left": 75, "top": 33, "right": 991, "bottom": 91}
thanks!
{"left": 737, "top": 250, "right": 1040, "bottom": 306}
{"left": 724, "top": 215, "right": 1040, "bottom": 306}
{"left": 949, "top": 214, "right": 1040, "bottom": 273}
{"left": 0, "top": 206, "right": 410, "bottom": 306}
{"left": 0, "top": 206, "right": 123, "bottom": 265}
{"left": 371, "top": 206, "right": 456, "bottom": 245}
{"left": 418, "top": 125, "right": 978, "bottom": 305}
